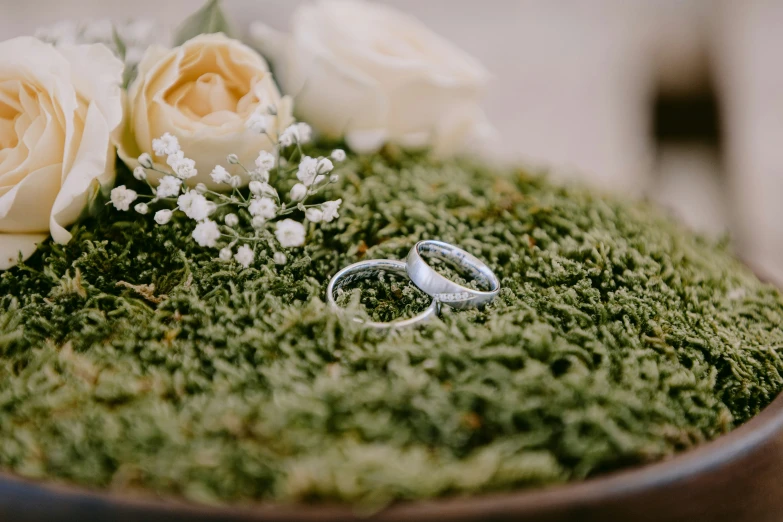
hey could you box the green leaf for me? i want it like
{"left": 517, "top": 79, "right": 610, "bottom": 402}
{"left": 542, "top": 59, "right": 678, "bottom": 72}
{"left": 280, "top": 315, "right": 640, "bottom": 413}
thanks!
{"left": 113, "top": 24, "right": 137, "bottom": 89}
{"left": 173, "top": 0, "right": 236, "bottom": 46}
{"left": 122, "top": 64, "right": 138, "bottom": 90}
{"left": 112, "top": 25, "right": 127, "bottom": 60}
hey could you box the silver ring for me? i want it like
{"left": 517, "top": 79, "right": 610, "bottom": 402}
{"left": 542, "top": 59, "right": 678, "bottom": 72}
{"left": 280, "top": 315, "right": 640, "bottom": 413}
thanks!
{"left": 406, "top": 240, "right": 500, "bottom": 309}
{"left": 326, "top": 259, "right": 440, "bottom": 329}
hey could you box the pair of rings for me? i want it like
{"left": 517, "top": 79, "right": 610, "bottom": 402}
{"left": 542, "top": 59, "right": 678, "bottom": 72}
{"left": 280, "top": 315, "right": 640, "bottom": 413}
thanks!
{"left": 326, "top": 240, "right": 500, "bottom": 329}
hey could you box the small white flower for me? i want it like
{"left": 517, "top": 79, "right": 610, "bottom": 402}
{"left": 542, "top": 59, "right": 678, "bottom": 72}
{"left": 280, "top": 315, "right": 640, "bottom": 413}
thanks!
{"left": 110, "top": 186, "right": 137, "bottom": 211}
{"left": 178, "top": 161, "right": 198, "bottom": 179}
{"left": 192, "top": 219, "right": 220, "bottom": 248}
{"left": 224, "top": 213, "right": 239, "bottom": 227}
{"left": 273, "top": 252, "right": 287, "bottom": 265}
{"left": 195, "top": 183, "right": 208, "bottom": 194}
{"left": 210, "top": 165, "right": 230, "bottom": 185}
{"left": 167, "top": 151, "right": 197, "bottom": 179}
{"left": 35, "top": 20, "right": 78, "bottom": 46}
{"left": 154, "top": 209, "right": 173, "bottom": 225}
{"left": 249, "top": 169, "right": 270, "bottom": 183}
{"left": 138, "top": 153, "right": 153, "bottom": 169}
{"left": 331, "top": 149, "right": 346, "bottom": 162}
{"left": 290, "top": 183, "right": 307, "bottom": 202}
{"left": 251, "top": 215, "right": 267, "bottom": 229}
{"left": 317, "top": 158, "right": 334, "bottom": 174}
{"left": 228, "top": 175, "right": 242, "bottom": 188}
{"left": 177, "top": 191, "right": 211, "bottom": 221}
{"left": 329, "top": 174, "right": 339, "bottom": 183}
{"left": 119, "top": 19, "right": 155, "bottom": 45}
{"left": 296, "top": 156, "right": 319, "bottom": 186}
{"left": 133, "top": 166, "right": 147, "bottom": 181}
{"left": 134, "top": 202, "right": 149, "bottom": 215}
{"left": 305, "top": 207, "right": 324, "bottom": 223}
{"left": 279, "top": 124, "right": 300, "bottom": 147}
{"left": 166, "top": 150, "right": 183, "bottom": 168}
{"left": 245, "top": 111, "right": 270, "bottom": 134}
{"left": 219, "top": 247, "right": 233, "bottom": 262}
{"left": 227, "top": 154, "right": 239, "bottom": 164}
{"left": 275, "top": 219, "right": 306, "bottom": 248}
{"left": 234, "top": 245, "right": 254, "bottom": 268}
{"left": 157, "top": 176, "right": 182, "bottom": 198}
{"left": 248, "top": 197, "right": 277, "bottom": 219}
{"left": 152, "top": 132, "right": 180, "bottom": 157}
{"left": 321, "top": 199, "right": 342, "bottom": 222}
{"left": 296, "top": 122, "right": 313, "bottom": 144}
{"left": 255, "top": 150, "right": 276, "bottom": 171}
{"left": 249, "top": 181, "right": 277, "bottom": 198}
{"left": 81, "top": 19, "right": 113, "bottom": 44}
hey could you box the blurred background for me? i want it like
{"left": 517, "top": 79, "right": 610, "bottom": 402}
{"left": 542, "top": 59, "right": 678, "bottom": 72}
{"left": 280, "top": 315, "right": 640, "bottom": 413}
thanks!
{"left": 2, "top": 0, "right": 782, "bottom": 280}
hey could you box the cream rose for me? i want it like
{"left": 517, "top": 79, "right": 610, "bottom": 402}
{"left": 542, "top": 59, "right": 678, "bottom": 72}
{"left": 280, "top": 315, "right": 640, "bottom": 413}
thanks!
{"left": 117, "top": 33, "right": 293, "bottom": 190}
{"left": 251, "top": 0, "right": 491, "bottom": 155}
{"left": 0, "top": 37, "right": 123, "bottom": 270}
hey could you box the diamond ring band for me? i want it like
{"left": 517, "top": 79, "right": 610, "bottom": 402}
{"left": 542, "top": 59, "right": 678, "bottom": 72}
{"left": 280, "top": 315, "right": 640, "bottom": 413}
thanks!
{"left": 406, "top": 240, "right": 500, "bottom": 310}
{"left": 326, "top": 240, "right": 500, "bottom": 328}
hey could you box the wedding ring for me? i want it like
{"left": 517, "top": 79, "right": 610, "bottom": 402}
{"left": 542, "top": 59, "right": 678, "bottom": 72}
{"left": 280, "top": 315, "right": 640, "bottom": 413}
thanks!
{"left": 326, "top": 259, "right": 440, "bottom": 329}
{"left": 406, "top": 240, "right": 500, "bottom": 309}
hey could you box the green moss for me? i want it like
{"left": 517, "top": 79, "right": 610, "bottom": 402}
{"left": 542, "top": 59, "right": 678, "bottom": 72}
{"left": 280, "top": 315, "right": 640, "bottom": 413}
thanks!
{"left": 1, "top": 148, "right": 783, "bottom": 508}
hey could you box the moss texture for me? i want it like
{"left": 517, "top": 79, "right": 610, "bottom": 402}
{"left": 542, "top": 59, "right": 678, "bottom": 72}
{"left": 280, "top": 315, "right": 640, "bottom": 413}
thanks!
{"left": 1, "top": 148, "right": 782, "bottom": 508}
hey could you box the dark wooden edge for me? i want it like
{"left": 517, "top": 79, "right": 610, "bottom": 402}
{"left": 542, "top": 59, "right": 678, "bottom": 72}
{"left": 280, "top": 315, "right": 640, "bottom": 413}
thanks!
{"left": 0, "top": 390, "right": 781, "bottom": 522}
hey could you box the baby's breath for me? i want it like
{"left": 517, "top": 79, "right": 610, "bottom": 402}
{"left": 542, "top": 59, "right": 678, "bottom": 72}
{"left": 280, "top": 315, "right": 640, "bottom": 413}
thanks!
{"left": 113, "top": 110, "right": 345, "bottom": 263}
{"left": 234, "top": 244, "right": 255, "bottom": 268}
{"left": 110, "top": 186, "right": 137, "bottom": 211}
{"left": 153, "top": 209, "right": 172, "bottom": 225}
{"left": 157, "top": 176, "right": 182, "bottom": 198}
{"left": 331, "top": 148, "right": 346, "bottom": 162}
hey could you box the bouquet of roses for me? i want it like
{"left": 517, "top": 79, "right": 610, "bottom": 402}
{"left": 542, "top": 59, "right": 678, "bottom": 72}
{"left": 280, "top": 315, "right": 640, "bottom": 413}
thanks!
{"left": 0, "top": 0, "right": 491, "bottom": 270}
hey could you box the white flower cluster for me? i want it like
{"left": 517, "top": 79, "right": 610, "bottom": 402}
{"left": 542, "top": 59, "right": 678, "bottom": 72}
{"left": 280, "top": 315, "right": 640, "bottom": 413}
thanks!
{"left": 35, "top": 19, "right": 166, "bottom": 69}
{"left": 110, "top": 112, "right": 346, "bottom": 269}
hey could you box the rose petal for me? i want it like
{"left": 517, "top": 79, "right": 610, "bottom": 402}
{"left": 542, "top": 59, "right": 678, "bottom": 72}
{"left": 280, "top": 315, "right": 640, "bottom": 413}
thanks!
{"left": 119, "top": 34, "right": 287, "bottom": 190}
{"left": 385, "top": 78, "right": 485, "bottom": 142}
{"left": 51, "top": 102, "right": 115, "bottom": 244}
{"left": 249, "top": 22, "right": 286, "bottom": 63}
{"left": 0, "top": 233, "right": 47, "bottom": 270}
{"left": 59, "top": 43, "right": 124, "bottom": 132}
{"left": 257, "top": 0, "right": 491, "bottom": 155}
{"left": 0, "top": 37, "right": 123, "bottom": 269}
{"left": 431, "top": 104, "right": 490, "bottom": 158}
{"left": 123, "top": 45, "right": 175, "bottom": 157}
{"left": 286, "top": 46, "right": 389, "bottom": 139}
{"left": 345, "top": 129, "right": 387, "bottom": 154}
{"left": 0, "top": 37, "right": 80, "bottom": 188}
{"left": 0, "top": 163, "right": 62, "bottom": 231}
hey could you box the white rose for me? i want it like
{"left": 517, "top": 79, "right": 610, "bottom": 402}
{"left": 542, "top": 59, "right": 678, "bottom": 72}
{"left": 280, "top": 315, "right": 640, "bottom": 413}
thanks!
{"left": 0, "top": 37, "right": 123, "bottom": 270}
{"left": 117, "top": 33, "right": 294, "bottom": 190}
{"left": 251, "top": 0, "right": 491, "bottom": 156}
